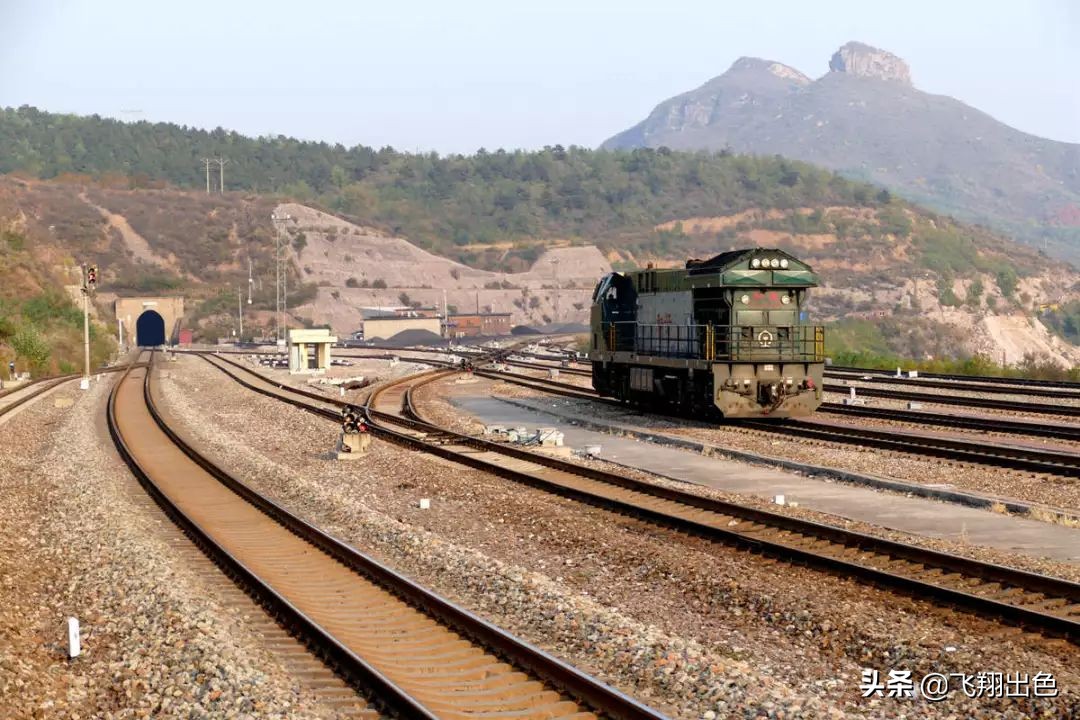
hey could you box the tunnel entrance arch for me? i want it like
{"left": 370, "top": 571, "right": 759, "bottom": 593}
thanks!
{"left": 114, "top": 297, "right": 184, "bottom": 350}
{"left": 135, "top": 310, "right": 166, "bottom": 347}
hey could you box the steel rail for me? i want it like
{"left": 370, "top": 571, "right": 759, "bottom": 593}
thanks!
{"left": 1, "top": 363, "right": 143, "bottom": 417}
{"left": 199, "top": 352, "right": 1080, "bottom": 643}
{"left": 0, "top": 374, "right": 59, "bottom": 401}
{"left": 481, "top": 371, "right": 1080, "bottom": 476}
{"left": 113, "top": 353, "right": 666, "bottom": 720}
{"left": 818, "top": 403, "right": 1080, "bottom": 441}
{"left": 829, "top": 365, "right": 1080, "bottom": 391}
{"left": 826, "top": 371, "right": 1080, "bottom": 399}
{"left": 823, "top": 382, "right": 1080, "bottom": 416}
{"left": 0, "top": 377, "right": 70, "bottom": 417}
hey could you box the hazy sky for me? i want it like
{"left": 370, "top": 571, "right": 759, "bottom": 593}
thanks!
{"left": 2, "top": 0, "right": 1078, "bottom": 153}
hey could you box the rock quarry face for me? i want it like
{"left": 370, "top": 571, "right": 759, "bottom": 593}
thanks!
{"left": 828, "top": 41, "right": 912, "bottom": 85}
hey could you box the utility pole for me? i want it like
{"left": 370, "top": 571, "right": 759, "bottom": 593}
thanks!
{"left": 551, "top": 257, "right": 560, "bottom": 322}
{"left": 247, "top": 258, "right": 253, "bottom": 304}
{"left": 270, "top": 212, "right": 291, "bottom": 343}
{"left": 216, "top": 157, "right": 229, "bottom": 193}
{"left": 238, "top": 286, "right": 244, "bottom": 342}
{"left": 443, "top": 288, "right": 448, "bottom": 338}
{"left": 201, "top": 158, "right": 213, "bottom": 193}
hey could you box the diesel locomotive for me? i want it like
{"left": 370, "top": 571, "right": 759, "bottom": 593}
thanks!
{"left": 588, "top": 248, "right": 824, "bottom": 418}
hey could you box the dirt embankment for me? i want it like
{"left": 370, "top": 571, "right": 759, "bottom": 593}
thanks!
{"left": 280, "top": 203, "right": 609, "bottom": 331}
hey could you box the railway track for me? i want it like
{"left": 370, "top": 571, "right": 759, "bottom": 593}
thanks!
{"left": 353, "top": 346, "right": 1080, "bottom": 411}
{"left": 238, "top": 346, "right": 1080, "bottom": 446}
{"left": 829, "top": 365, "right": 1080, "bottom": 391}
{"left": 823, "top": 382, "right": 1080, "bottom": 417}
{"left": 820, "top": 403, "right": 1080, "bottom": 442}
{"left": 0, "top": 376, "right": 70, "bottom": 418}
{"left": 480, "top": 363, "right": 1080, "bottom": 441}
{"left": 469, "top": 370, "right": 1080, "bottom": 477}
{"left": 193, "top": 352, "right": 1080, "bottom": 643}
{"left": 826, "top": 371, "right": 1080, "bottom": 399}
{"left": 115, "top": 352, "right": 660, "bottom": 720}
{"left": 0, "top": 365, "right": 138, "bottom": 419}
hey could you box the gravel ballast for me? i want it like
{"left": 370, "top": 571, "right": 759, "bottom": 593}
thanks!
{"left": 0, "top": 377, "right": 344, "bottom": 719}
{"left": 164, "top": 356, "right": 1079, "bottom": 720}
{"left": 485, "top": 379, "right": 1080, "bottom": 514}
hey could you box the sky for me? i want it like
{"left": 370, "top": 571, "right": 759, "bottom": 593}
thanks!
{"left": 1, "top": 0, "right": 1078, "bottom": 153}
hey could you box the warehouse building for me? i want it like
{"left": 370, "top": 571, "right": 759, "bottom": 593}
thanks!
{"left": 446, "top": 312, "right": 512, "bottom": 338}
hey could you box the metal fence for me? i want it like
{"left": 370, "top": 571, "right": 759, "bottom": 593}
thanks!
{"left": 602, "top": 322, "right": 824, "bottom": 362}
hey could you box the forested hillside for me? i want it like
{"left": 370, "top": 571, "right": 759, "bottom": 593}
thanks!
{"left": 2, "top": 105, "right": 895, "bottom": 263}
{"left": 3, "top": 105, "right": 1077, "bottom": 369}
{"left": 0, "top": 219, "right": 113, "bottom": 377}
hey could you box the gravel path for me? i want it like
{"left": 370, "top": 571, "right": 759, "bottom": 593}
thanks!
{"left": 167, "top": 356, "right": 1079, "bottom": 720}
{"left": 0, "top": 377, "right": 343, "bottom": 719}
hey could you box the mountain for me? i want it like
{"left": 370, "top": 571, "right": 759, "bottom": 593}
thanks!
{"left": 603, "top": 42, "right": 1080, "bottom": 260}
{"left": 3, "top": 106, "right": 1080, "bottom": 366}
{"left": 5, "top": 174, "right": 1080, "bottom": 369}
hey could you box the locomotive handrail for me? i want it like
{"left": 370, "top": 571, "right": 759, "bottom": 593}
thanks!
{"left": 598, "top": 321, "right": 825, "bottom": 362}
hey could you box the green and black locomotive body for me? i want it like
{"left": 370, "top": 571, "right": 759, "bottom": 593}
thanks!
{"left": 588, "top": 248, "right": 824, "bottom": 418}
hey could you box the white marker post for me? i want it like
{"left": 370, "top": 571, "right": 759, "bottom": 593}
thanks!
{"left": 67, "top": 617, "right": 81, "bottom": 659}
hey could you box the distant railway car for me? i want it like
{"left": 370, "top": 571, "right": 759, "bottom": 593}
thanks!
{"left": 588, "top": 249, "right": 824, "bottom": 418}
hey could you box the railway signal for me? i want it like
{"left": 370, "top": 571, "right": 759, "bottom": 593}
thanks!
{"left": 338, "top": 404, "right": 371, "bottom": 456}
{"left": 79, "top": 263, "right": 100, "bottom": 390}
{"left": 342, "top": 404, "right": 363, "bottom": 434}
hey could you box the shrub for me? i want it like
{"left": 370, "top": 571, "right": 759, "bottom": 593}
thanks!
{"left": 345, "top": 277, "right": 359, "bottom": 288}
{"left": 11, "top": 326, "right": 50, "bottom": 370}
{"left": 372, "top": 278, "right": 387, "bottom": 289}
{"left": 996, "top": 266, "right": 1018, "bottom": 298}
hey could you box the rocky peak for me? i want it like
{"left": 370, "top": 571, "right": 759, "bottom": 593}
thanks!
{"left": 728, "top": 57, "right": 811, "bottom": 85}
{"left": 828, "top": 41, "right": 912, "bottom": 85}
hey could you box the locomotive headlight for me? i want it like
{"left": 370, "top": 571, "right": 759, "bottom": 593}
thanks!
{"left": 740, "top": 294, "right": 750, "bottom": 304}
{"left": 751, "top": 258, "right": 762, "bottom": 268}
{"left": 781, "top": 294, "right": 791, "bottom": 305}
{"left": 770, "top": 258, "right": 780, "bottom": 268}
{"left": 780, "top": 258, "right": 789, "bottom": 269}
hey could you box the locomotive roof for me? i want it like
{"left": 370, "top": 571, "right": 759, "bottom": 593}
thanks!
{"left": 621, "top": 248, "right": 817, "bottom": 290}
{"left": 685, "top": 248, "right": 809, "bottom": 274}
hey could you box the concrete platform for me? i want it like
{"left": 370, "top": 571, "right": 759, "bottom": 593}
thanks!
{"left": 452, "top": 396, "right": 1080, "bottom": 563}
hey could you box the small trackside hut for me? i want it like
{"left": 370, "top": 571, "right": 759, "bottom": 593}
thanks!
{"left": 588, "top": 248, "right": 825, "bottom": 418}
{"left": 287, "top": 328, "right": 338, "bottom": 374}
